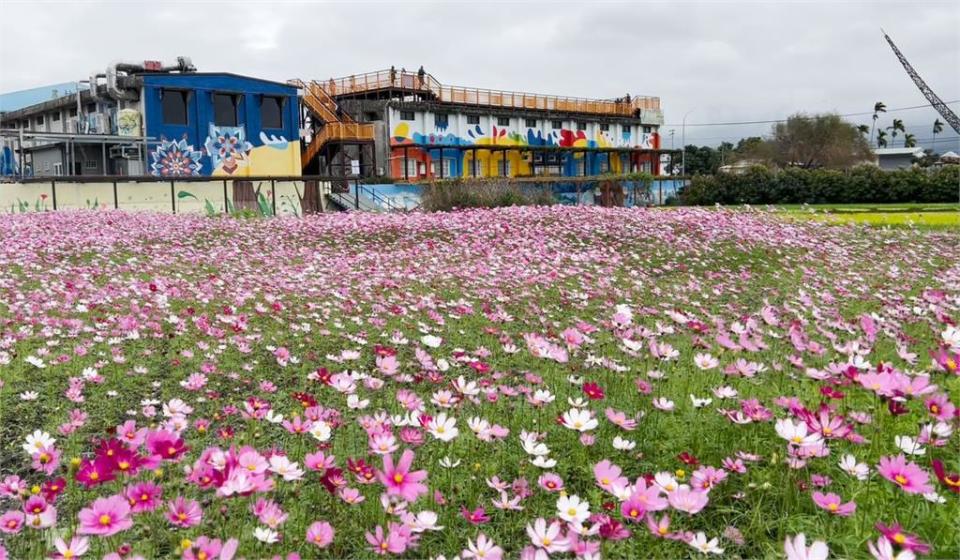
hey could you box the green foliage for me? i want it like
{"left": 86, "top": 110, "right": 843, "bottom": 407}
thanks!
{"left": 420, "top": 179, "right": 556, "bottom": 212}
{"left": 678, "top": 165, "right": 959, "bottom": 206}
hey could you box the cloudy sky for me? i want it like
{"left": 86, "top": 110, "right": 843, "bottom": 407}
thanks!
{"left": 1, "top": 0, "right": 958, "bottom": 150}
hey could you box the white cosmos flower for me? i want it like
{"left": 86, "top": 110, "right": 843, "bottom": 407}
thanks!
{"left": 775, "top": 419, "right": 822, "bottom": 446}
{"left": 23, "top": 430, "right": 55, "bottom": 455}
{"left": 688, "top": 532, "right": 724, "bottom": 555}
{"left": 652, "top": 397, "right": 675, "bottom": 411}
{"left": 894, "top": 435, "right": 925, "bottom": 456}
{"left": 654, "top": 472, "right": 679, "bottom": 492}
{"left": 309, "top": 421, "right": 332, "bottom": 442}
{"left": 19, "top": 391, "right": 38, "bottom": 401}
{"left": 690, "top": 395, "right": 713, "bottom": 408}
{"left": 560, "top": 408, "right": 598, "bottom": 432}
{"left": 436, "top": 358, "right": 450, "bottom": 372}
{"left": 712, "top": 386, "right": 738, "bottom": 399}
{"left": 838, "top": 454, "right": 869, "bottom": 480}
{"left": 531, "top": 456, "right": 557, "bottom": 469}
{"left": 942, "top": 325, "right": 960, "bottom": 351}
{"left": 25, "top": 356, "right": 46, "bottom": 368}
{"left": 347, "top": 394, "right": 369, "bottom": 410}
{"left": 923, "top": 492, "right": 946, "bottom": 504}
{"left": 694, "top": 353, "right": 719, "bottom": 370}
{"left": 427, "top": 413, "right": 459, "bottom": 441}
{"left": 421, "top": 335, "right": 442, "bottom": 348}
{"left": 468, "top": 417, "right": 490, "bottom": 434}
{"left": 567, "top": 375, "right": 584, "bottom": 385}
{"left": 931, "top": 421, "right": 953, "bottom": 439}
{"left": 253, "top": 527, "right": 279, "bottom": 543}
{"left": 439, "top": 456, "right": 461, "bottom": 468}
{"left": 404, "top": 510, "right": 444, "bottom": 532}
{"left": 557, "top": 494, "right": 591, "bottom": 523}
{"left": 568, "top": 397, "right": 589, "bottom": 408}
{"left": 612, "top": 436, "right": 636, "bottom": 451}
{"left": 264, "top": 410, "right": 285, "bottom": 424}
{"left": 268, "top": 455, "right": 304, "bottom": 481}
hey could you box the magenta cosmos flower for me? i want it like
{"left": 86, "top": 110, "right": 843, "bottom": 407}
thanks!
{"left": 77, "top": 495, "right": 133, "bottom": 536}
{"left": 877, "top": 455, "right": 934, "bottom": 494}
{"left": 377, "top": 449, "right": 428, "bottom": 502}
{"left": 306, "top": 520, "right": 335, "bottom": 548}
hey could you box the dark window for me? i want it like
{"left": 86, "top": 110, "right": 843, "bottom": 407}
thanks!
{"left": 551, "top": 120, "right": 562, "bottom": 129}
{"left": 599, "top": 123, "right": 610, "bottom": 131}
{"left": 466, "top": 115, "right": 480, "bottom": 125}
{"left": 365, "top": 112, "right": 380, "bottom": 121}
{"left": 260, "top": 96, "right": 284, "bottom": 129}
{"left": 85, "top": 160, "right": 97, "bottom": 169}
{"left": 68, "top": 108, "right": 77, "bottom": 117}
{"left": 400, "top": 110, "right": 415, "bottom": 121}
{"left": 525, "top": 118, "right": 537, "bottom": 128}
{"left": 161, "top": 90, "right": 189, "bottom": 125}
{"left": 86, "top": 103, "right": 96, "bottom": 112}
{"left": 435, "top": 113, "right": 449, "bottom": 127}
{"left": 52, "top": 112, "right": 61, "bottom": 122}
{"left": 642, "top": 125, "right": 652, "bottom": 133}
{"left": 577, "top": 121, "right": 587, "bottom": 131}
{"left": 35, "top": 116, "right": 44, "bottom": 126}
{"left": 213, "top": 93, "right": 239, "bottom": 126}
{"left": 497, "top": 117, "right": 510, "bottom": 126}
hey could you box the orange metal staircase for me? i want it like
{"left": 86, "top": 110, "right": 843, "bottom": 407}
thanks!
{"left": 292, "top": 79, "right": 376, "bottom": 169}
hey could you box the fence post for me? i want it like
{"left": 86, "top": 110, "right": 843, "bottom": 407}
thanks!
{"left": 113, "top": 181, "right": 118, "bottom": 209}
{"left": 223, "top": 180, "right": 229, "bottom": 214}
{"left": 271, "top": 180, "right": 277, "bottom": 215}
{"left": 51, "top": 180, "right": 57, "bottom": 211}
{"left": 354, "top": 180, "right": 359, "bottom": 210}
{"left": 170, "top": 182, "right": 176, "bottom": 214}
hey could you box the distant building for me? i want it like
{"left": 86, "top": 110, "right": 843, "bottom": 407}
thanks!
{"left": 873, "top": 147, "right": 924, "bottom": 170}
{"left": 1, "top": 58, "right": 300, "bottom": 178}
{"left": 298, "top": 68, "right": 668, "bottom": 179}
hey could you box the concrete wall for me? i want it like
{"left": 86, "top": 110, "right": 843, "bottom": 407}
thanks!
{"left": 1, "top": 179, "right": 328, "bottom": 216}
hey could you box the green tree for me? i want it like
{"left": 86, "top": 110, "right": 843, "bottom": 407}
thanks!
{"left": 871, "top": 101, "right": 886, "bottom": 144}
{"left": 877, "top": 129, "right": 888, "bottom": 148}
{"left": 932, "top": 118, "right": 943, "bottom": 148}
{"left": 903, "top": 133, "right": 917, "bottom": 148}
{"left": 857, "top": 124, "right": 870, "bottom": 136}
{"left": 887, "top": 118, "right": 905, "bottom": 146}
{"left": 754, "top": 113, "right": 874, "bottom": 169}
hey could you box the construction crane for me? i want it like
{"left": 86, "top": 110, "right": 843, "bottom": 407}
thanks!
{"left": 883, "top": 30, "right": 960, "bottom": 134}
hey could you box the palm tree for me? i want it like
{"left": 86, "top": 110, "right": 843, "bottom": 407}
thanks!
{"left": 856, "top": 124, "right": 870, "bottom": 136}
{"left": 887, "top": 118, "right": 904, "bottom": 146}
{"left": 903, "top": 133, "right": 916, "bottom": 148}
{"left": 932, "top": 119, "right": 943, "bottom": 149}
{"left": 876, "top": 129, "right": 888, "bottom": 148}
{"left": 871, "top": 101, "right": 886, "bottom": 144}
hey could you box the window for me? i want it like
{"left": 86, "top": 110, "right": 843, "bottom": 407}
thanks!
{"left": 161, "top": 89, "right": 189, "bottom": 125}
{"left": 577, "top": 121, "right": 586, "bottom": 131}
{"left": 525, "top": 118, "right": 537, "bottom": 128}
{"left": 213, "top": 93, "right": 239, "bottom": 126}
{"left": 52, "top": 163, "right": 62, "bottom": 175}
{"left": 400, "top": 110, "right": 415, "bottom": 121}
{"left": 551, "top": 120, "right": 563, "bottom": 129}
{"left": 599, "top": 123, "right": 609, "bottom": 131}
{"left": 35, "top": 116, "right": 44, "bottom": 126}
{"left": 497, "top": 117, "right": 510, "bottom": 126}
{"left": 261, "top": 96, "right": 284, "bottom": 129}
{"left": 86, "top": 103, "right": 96, "bottom": 112}
{"left": 85, "top": 160, "right": 97, "bottom": 169}
{"left": 643, "top": 126, "right": 652, "bottom": 133}
{"left": 466, "top": 115, "right": 480, "bottom": 125}
{"left": 365, "top": 112, "right": 379, "bottom": 121}
{"left": 405, "top": 158, "right": 418, "bottom": 177}
{"left": 52, "top": 112, "right": 61, "bottom": 122}
{"left": 434, "top": 113, "right": 449, "bottom": 128}
{"left": 68, "top": 108, "right": 77, "bottom": 117}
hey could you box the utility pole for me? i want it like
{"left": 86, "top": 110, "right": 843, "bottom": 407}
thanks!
{"left": 681, "top": 110, "right": 694, "bottom": 176}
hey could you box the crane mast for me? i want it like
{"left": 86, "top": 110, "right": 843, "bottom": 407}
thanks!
{"left": 883, "top": 30, "right": 960, "bottom": 134}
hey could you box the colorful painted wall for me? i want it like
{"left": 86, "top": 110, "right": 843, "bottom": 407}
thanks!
{"left": 387, "top": 107, "right": 661, "bottom": 179}
{"left": 142, "top": 74, "right": 301, "bottom": 177}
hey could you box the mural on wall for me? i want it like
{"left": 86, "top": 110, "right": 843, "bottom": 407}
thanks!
{"left": 390, "top": 119, "right": 659, "bottom": 178}
{"left": 150, "top": 136, "right": 204, "bottom": 177}
{"left": 205, "top": 125, "right": 254, "bottom": 175}
{"left": 117, "top": 109, "right": 142, "bottom": 137}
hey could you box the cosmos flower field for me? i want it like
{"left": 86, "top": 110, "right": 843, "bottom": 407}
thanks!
{"left": 0, "top": 207, "right": 958, "bottom": 560}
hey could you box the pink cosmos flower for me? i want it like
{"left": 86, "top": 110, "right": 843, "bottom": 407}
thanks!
{"left": 366, "top": 523, "right": 413, "bottom": 555}
{"left": 77, "top": 495, "right": 133, "bottom": 536}
{"left": 51, "top": 536, "right": 90, "bottom": 559}
{"left": 124, "top": 481, "right": 162, "bottom": 513}
{"left": 785, "top": 534, "right": 828, "bottom": 560}
{"left": 463, "top": 532, "right": 503, "bottom": 560}
{"left": 667, "top": 485, "right": 709, "bottom": 515}
{"left": 166, "top": 496, "right": 202, "bottom": 528}
{"left": 377, "top": 449, "right": 428, "bottom": 503}
{"left": 306, "top": 520, "right": 335, "bottom": 548}
{"left": 182, "top": 536, "right": 238, "bottom": 560}
{"left": 594, "top": 460, "right": 628, "bottom": 493}
{"left": 812, "top": 491, "right": 856, "bottom": 516}
{"left": 526, "top": 518, "right": 569, "bottom": 554}
{"left": 537, "top": 473, "right": 564, "bottom": 493}
{"left": 877, "top": 455, "right": 934, "bottom": 495}
{"left": 0, "top": 511, "right": 24, "bottom": 534}
{"left": 874, "top": 522, "right": 930, "bottom": 554}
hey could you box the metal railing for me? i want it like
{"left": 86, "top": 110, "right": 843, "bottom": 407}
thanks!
{"left": 312, "top": 68, "right": 660, "bottom": 116}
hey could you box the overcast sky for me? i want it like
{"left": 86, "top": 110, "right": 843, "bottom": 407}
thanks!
{"left": 1, "top": 0, "right": 958, "bottom": 150}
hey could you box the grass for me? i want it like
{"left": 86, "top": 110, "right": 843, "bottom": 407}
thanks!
{"left": 772, "top": 203, "right": 960, "bottom": 229}
{"left": 0, "top": 208, "right": 957, "bottom": 559}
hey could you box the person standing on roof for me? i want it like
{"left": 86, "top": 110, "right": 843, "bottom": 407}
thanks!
{"left": 417, "top": 66, "right": 425, "bottom": 88}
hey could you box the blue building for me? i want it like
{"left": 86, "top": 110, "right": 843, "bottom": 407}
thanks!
{"left": 142, "top": 73, "right": 301, "bottom": 177}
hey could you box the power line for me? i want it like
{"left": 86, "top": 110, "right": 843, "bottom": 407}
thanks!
{"left": 664, "top": 100, "right": 960, "bottom": 127}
